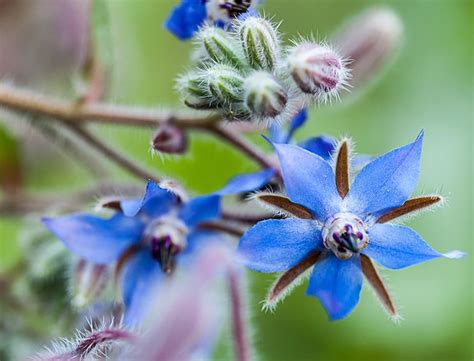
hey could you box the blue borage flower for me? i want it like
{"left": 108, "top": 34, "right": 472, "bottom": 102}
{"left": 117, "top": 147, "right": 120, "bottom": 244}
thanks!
{"left": 238, "top": 131, "right": 465, "bottom": 320}
{"left": 165, "top": 0, "right": 256, "bottom": 40}
{"left": 222, "top": 109, "right": 371, "bottom": 195}
{"left": 43, "top": 181, "right": 248, "bottom": 324}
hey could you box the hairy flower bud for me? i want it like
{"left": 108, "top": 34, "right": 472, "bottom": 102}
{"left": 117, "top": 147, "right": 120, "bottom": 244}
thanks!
{"left": 244, "top": 72, "right": 288, "bottom": 119}
{"left": 205, "top": 64, "right": 245, "bottom": 104}
{"left": 178, "top": 65, "right": 244, "bottom": 109}
{"left": 177, "top": 72, "right": 213, "bottom": 109}
{"left": 71, "top": 259, "right": 109, "bottom": 308}
{"left": 196, "top": 26, "right": 246, "bottom": 69}
{"left": 332, "top": 6, "right": 403, "bottom": 89}
{"left": 151, "top": 124, "right": 188, "bottom": 155}
{"left": 238, "top": 15, "right": 281, "bottom": 71}
{"left": 288, "top": 42, "right": 348, "bottom": 101}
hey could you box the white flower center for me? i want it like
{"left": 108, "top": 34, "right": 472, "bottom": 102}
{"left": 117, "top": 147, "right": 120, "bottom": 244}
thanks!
{"left": 322, "top": 212, "right": 368, "bottom": 260}
{"left": 144, "top": 216, "right": 189, "bottom": 273}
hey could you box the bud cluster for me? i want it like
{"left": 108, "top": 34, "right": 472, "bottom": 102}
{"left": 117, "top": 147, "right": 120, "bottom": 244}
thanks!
{"left": 177, "top": 13, "right": 349, "bottom": 124}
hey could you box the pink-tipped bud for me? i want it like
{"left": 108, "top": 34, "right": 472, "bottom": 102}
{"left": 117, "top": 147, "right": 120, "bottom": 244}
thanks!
{"left": 332, "top": 6, "right": 403, "bottom": 89}
{"left": 151, "top": 124, "right": 188, "bottom": 155}
{"left": 288, "top": 42, "right": 348, "bottom": 101}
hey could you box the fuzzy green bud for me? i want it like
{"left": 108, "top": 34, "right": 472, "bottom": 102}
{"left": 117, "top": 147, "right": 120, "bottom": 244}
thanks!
{"left": 177, "top": 72, "right": 214, "bottom": 110}
{"left": 238, "top": 15, "right": 280, "bottom": 71}
{"left": 196, "top": 26, "right": 246, "bottom": 69}
{"left": 178, "top": 65, "right": 244, "bottom": 110}
{"left": 244, "top": 71, "right": 288, "bottom": 119}
{"left": 205, "top": 64, "right": 245, "bottom": 104}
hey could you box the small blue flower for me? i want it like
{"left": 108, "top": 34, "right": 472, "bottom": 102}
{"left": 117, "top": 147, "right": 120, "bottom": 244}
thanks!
{"left": 43, "top": 181, "right": 224, "bottom": 324}
{"left": 165, "top": 0, "right": 207, "bottom": 40}
{"left": 238, "top": 131, "right": 465, "bottom": 320}
{"left": 165, "top": 0, "right": 256, "bottom": 40}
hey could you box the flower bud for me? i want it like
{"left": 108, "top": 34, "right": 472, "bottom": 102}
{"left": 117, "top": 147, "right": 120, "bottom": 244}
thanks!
{"left": 288, "top": 42, "right": 348, "bottom": 101}
{"left": 196, "top": 25, "right": 246, "bottom": 69}
{"left": 244, "top": 72, "right": 288, "bottom": 119}
{"left": 151, "top": 124, "right": 188, "bottom": 155}
{"left": 177, "top": 72, "right": 214, "bottom": 109}
{"left": 238, "top": 15, "right": 281, "bottom": 71}
{"left": 178, "top": 65, "right": 244, "bottom": 109}
{"left": 332, "top": 6, "right": 403, "bottom": 89}
{"left": 71, "top": 259, "right": 109, "bottom": 308}
{"left": 205, "top": 64, "right": 245, "bottom": 104}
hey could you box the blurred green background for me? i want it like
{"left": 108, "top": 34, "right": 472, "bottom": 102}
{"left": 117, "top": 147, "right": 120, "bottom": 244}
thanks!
{"left": 0, "top": 0, "right": 472, "bottom": 360}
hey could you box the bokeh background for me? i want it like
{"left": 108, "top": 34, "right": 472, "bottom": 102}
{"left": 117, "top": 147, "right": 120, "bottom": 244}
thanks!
{"left": 0, "top": 1, "right": 472, "bottom": 360}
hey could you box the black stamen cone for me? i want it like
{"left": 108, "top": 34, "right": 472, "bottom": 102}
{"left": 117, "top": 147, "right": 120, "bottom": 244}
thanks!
{"left": 340, "top": 232, "right": 359, "bottom": 253}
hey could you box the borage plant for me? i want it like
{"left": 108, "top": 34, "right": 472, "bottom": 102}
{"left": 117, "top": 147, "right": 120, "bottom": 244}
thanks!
{"left": 0, "top": 1, "right": 465, "bottom": 361}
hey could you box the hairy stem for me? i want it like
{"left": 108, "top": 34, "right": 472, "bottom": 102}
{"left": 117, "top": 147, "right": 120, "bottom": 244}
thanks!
{"left": 63, "top": 123, "right": 158, "bottom": 181}
{"left": 0, "top": 83, "right": 277, "bottom": 172}
{"left": 204, "top": 124, "right": 277, "bottom": 171}
{"left": 0, "top": 182, "right": 142, "bottom": 215}
{"left": 32, "top": 119, "right": 108, "bottom": 178}
{"left": 229, "top": 268, "right": 251, "bottom": 361}
{"left": 0, "top": 83, "right": 219, "bottom": 128}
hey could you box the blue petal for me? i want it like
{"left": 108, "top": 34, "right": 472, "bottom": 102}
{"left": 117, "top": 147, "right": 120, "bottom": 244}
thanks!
{"left": 345, "top": 131, "right": 424, "bottom": 217}
{"left": 273, "top": 143, "right": 341, "bottom": 221}
{"left": 121, "top": 250, "right": 164, "bottom": 325}
{"left": 43, "top": 213, "right": 143, "bottom": 264}
{"left": 299, "top": 135, "right": 335, "bottom": 161}
{"left": 120, "top": 180, "right": 177, "bottom": 218}
{"left": 216, "top": 169, "right": 275, "bottom": 195}
{"left": 181, "top": 230, "right": 226, "bottom": 259}
{"left": 290, "top": 109, "right": 308, "bottom": 131}
{"left": 178, "top": 195, "right": 220, "bottom": 227}
{"left": 164, "top": 0, "right": 207, "bottom": 40}
{"left": 351, "top": 154, "right": 373, "bottom": 171}
{"left": 269, "top": 109, "right": 308, "bottom": 144}
{"left": 306, "top": 253, "right": 362, "bottom": 320}
{"left": 363, "top": 223, "right": 465, "bottom": 269}
{"left": 238, "top": 218, "right": 323, "bottom": 273}
{"left": 269, "top": 123, "right": 288, "bottom": 144}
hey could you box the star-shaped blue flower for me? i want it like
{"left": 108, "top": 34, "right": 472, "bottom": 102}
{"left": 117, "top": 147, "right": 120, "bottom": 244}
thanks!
{"left": 43, "top": 181, "right": 224, "bottom": 324}
{"left": 165, "top": 0, "right": 256, "bottom": 40}
{"left": 238, "top": 131, "right": 464, "bottom": 320}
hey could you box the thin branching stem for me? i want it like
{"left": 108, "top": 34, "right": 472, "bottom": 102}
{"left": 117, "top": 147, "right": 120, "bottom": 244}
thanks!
{"left": 0, "top": 182, "right": 143, "bottom": 215}
{"left": 63, "top": 123, "right": 159, "bottom": 181}
{"left": 229, "top": 268, "right": 251, "bottom": 361}
{"left": 31, "top": 118, "right": 109, "bottom": 178}
{"left": 0, "top": 83, "right": 219, "bottom": 128}
{"left": 0, "top": 83, "right": 278, "bottom": 172}
{"left": 204, "top": 124, "right": 276, "bottom": 171}
{"left": 221, "top": 210, "right": 277, "bottom": 224}
{"left": 199, "top": 221, "right": 245, "bottom": 237}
